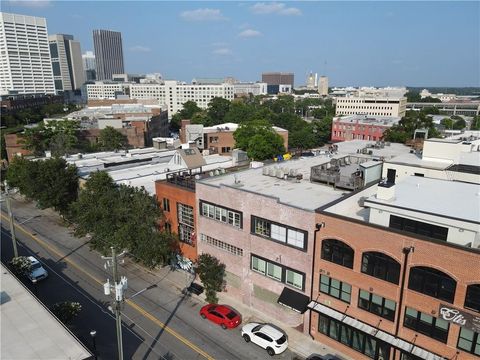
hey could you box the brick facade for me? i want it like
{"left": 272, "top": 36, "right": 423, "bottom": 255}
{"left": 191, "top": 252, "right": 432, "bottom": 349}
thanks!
{"left": 310, "top": 212, "right": 480, "bottom": 360}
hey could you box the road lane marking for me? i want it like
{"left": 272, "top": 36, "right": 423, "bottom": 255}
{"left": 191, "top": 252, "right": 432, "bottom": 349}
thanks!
{"left": 1, "top": 213, "right": 214, "bottom": 360}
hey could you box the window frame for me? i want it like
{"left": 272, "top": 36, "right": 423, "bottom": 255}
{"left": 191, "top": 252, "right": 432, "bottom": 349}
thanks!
{"left": 250, "top": 254, "right": 305, "bottom": 291}
{"left": 457, "top": 327, "right": 480, "bottom": 356}
{"left": 321, "top": 239, "right": 354, "bottom": 269}
{"left": 408, "top": 266, "right": 457, "bottom": 304}
{"left": 389, "top": 215, "right": 448, "bottom": 241}
{"left": 251, "top": 215, "right": 308, "bottom": 251}
{"left": 358, "top": 289, "right": 397, "bottom": 321}
{"left": 361, "top": 251, "right": 400, "bottom": 285}
{"left": 464, "top": 284, "right": 480, "bottom": 313}
{"left": 199, "top": 200, "right": 243, "bottom": 229}
{"left": 403, "top": 307, "right": 450, "bottom": 343}
{"left": 320, "top": 274, "right": 352, "bottom": 304}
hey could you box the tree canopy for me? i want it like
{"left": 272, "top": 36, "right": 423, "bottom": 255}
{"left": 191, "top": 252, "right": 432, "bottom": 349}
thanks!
{"left": 233, "top": 120, "right": 285, "bottom": 160}
{"left": 20, "top": 120, "right": 81, "bottom": 157}
{"left": 383, "top": 110, "right": 440, "bottom": 143}
{"left": 6, "top": 157, "right": 78, "bottom": 216}
{"left": 97, "top": 126, "right": 129, "bottom": 151}
{"left": 70, "top": 171, "right": 178, "bottom": 265}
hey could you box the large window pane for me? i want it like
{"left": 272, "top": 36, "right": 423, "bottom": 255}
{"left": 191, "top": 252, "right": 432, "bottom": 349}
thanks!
{"left": 271, "top": 224, "right": 286, "bottom": 242}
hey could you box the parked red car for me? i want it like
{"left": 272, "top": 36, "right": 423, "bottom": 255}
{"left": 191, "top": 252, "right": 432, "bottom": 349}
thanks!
{"left": 199, "top": 304, "right": 242, "bottom": 329}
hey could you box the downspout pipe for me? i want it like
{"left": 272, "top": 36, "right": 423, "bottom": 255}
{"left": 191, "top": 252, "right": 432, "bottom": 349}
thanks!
{"left": 309, "top": 222, "right": 325, "bottom": 340}
{"left": 393, "top": 246, "right": 414, "bottom": 358}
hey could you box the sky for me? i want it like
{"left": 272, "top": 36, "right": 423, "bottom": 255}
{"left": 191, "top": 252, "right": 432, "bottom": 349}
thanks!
{"left": 2, "top": 0, "right": 479, "bottom": 87}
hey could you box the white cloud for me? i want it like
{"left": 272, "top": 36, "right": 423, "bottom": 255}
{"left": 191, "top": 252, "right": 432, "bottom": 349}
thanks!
{"left": 6, "top": 0, "right": 51, "bottom": 7}
{"left": 180, "top": 8, "right": 227, "bottom": 21}
{"left": 239, "top": 29, "right": 262, "bottom": 38}
{"left": 130, "top": 45, "right": 151, "bottom": 52}
{"left": 250, "top": 2, "right": 301, "bottom": 16}
{"left": 213, "top": 48, "right": 232, "bottom": 56}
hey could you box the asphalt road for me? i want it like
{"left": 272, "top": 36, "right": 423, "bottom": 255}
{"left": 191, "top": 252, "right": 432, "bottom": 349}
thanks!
{"left": 1, "top": 196, "right": 299, "bottom": 360}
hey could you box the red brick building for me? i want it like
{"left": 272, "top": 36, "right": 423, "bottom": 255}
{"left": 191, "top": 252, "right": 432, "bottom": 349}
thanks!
{"left": 309, "top": 179, "right": 480, "bottom": 360}
{"left": 155, "top": 171, "right": 198, "bottom": 261}
{"left": 331, "top": 115, "right": 400, "bottom": 142}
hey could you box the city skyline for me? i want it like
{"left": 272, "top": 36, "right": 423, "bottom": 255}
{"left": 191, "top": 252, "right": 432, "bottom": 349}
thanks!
{"left": 1, "top": 1, "right": 479, "bottom": 87}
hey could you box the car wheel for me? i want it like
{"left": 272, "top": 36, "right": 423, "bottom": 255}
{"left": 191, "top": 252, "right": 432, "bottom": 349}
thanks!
{"left": 266, "top": 347, "right": 275, "bottom": 356}
{"left": 200, "top": 313, "right": 206, "bottom": 319}
{"left": 221, "top": 324, "right": 227, "bottom": 330}
{"left": 243, "top": 334, "right": 250, "bottom": 342}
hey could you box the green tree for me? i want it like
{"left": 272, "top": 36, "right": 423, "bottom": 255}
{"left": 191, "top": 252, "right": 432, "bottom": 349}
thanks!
{"left": 48, "top": 120, "right": 80, "bottom": 157}
{"left": 35, "top": 157, "right": 79, "bottom": 216}
{"left": 6, "top": 156, "right": 41, "bottom": 200}
{"left": 247, "top": 131, "right": 285, "bottom": 160}
{"left": 9, "top": 256, "right": 32, "bottom": 277}
{"left": 233, "top": 119, "right": 270, "bottom": 150}
{"left": 196, "top": 253, "right": 226, "bottom": 304}
{"left": 224, "top": 101, "right": 256, "bottom": 124}
{"left": 70, "top": 171, "right": 173, "bottom": 264}
{"left": 470, "top": 116, "right": 480, "bottom": 130}
{"left": 20, "top": 124, "right": 52, "bottom": 156}
{"left": 97, "top": 126, "right": 128, "bottom": 151}
{"left": 207, "top": 97, "right": 231, "bottom": 126}
{"left": 51, "top": 301, "right": 82, "bottom": 325}
{"left": 170, "top": 101, "right": 202, "bottom": 131}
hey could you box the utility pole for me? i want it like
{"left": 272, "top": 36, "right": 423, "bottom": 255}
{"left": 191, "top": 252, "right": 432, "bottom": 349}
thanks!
{"left": 4, "top": 182, "right": 18, "bottom": 258}
{"left": 102, "top": 247, "right": 127, "bottom": 360}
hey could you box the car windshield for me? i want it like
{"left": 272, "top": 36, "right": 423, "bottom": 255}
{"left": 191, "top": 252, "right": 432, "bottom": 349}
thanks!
{"left": 252, "top": 325, "right": 263, "bottom": 332}
{"left": 31, "top": 263, "right": 42, "bottom": 270}
{"left": 226, "top": 311, "right": 237, "bottom": 320}
{"left": 276, "top": 335, "right": 287, "bottom": 345}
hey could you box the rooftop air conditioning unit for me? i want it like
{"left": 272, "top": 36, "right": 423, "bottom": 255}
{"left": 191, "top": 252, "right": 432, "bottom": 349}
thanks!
{"left": 262, "top": 167, "right": 269, "bottom": 176}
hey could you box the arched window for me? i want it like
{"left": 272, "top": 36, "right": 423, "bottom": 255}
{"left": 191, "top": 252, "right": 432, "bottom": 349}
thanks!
{"left": 361, "top": 252, "right": 400, "bottom": 284}
{"left": 465, "top": 284, "right": 480, "bottom": 312}
{"left": 321, "top": 239, "right": 354, "bottom": 269}
{"left": 408, "top": 266, "right": 456, "bottom": 303}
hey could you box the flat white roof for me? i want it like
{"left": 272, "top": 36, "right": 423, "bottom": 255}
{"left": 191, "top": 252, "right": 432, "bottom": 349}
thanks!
{"left": 200, "top": 155, "right": 345, "bottom": 211}
{"left": 365, "top": 177, "right": 480, "bottom": 223}
{"left": 334, "top": 115, "right": 401, "bottom": 126}
{"left": 1, "top": 264, "right": 92, "bottom": 360}
{"left": 104, "top": 154, "right": 233, "bottom": 194}
{"left": 334, "top": 140, "right": 411, "bottom": 159}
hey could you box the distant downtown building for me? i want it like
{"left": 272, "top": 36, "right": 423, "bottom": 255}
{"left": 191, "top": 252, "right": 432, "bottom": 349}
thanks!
{"left": 335, "top": 87, "right": 408, "bottom": 118}
{"left": 48, "top": 34, "right": 85, "bottom": 92}
{"left": 262, "top": 72, "right": 294, "bottom": 94}
{"left": 93, "top": 29, "right": 124, "bottom": 81}
{"left": 86, "top": 80, "right": 235, "bottom": 118}
{"left": 0, "top": 12, "right": 55, "bottom": 95}
{"left": 82, "top": 50, "right": 96, "bottom": 81}
{"left": 318, "top": 76, "right": 328, "bottom": 96}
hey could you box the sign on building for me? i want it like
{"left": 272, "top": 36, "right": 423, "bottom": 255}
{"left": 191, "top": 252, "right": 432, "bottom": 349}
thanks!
{"left": 439, "top": 304, "right": 480, "bottom": 333}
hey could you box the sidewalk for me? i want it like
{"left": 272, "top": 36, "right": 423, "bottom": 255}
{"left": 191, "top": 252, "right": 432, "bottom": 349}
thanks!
{"left": 152, "top": 266, "right": 351, "bottom": 360}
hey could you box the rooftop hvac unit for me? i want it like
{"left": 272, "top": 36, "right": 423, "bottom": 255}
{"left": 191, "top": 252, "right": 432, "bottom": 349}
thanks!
{"left": 289, "top": 169, "right": 297, "bottom": 177}
{"left": 268, "top": 167, "right": 276, "bottom": 176}
{"left": 214, "top": 169, "right": 220, "bottom": 176}
{"left": 220, "top": 168, "right": 226, "bottom": 174}
{"left": 326, "top": 163, "right": 331, "bottom": 169}
{"left": 276, "top": 169, "right": 284, "bottom": 178}
{"left": 209, "top": 171, "right": 214, "bottom": 176}
{"left": 345, "top": 157, "right": 350, "bottom": 165}
{"left": 262, "top": 167, "right": 269, "bottom": 176}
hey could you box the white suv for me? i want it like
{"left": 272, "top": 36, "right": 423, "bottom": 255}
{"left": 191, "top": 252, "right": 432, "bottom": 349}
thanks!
{"left": 241, "top": 322, "right": 288, "bottom": 356}
{"left": 27, "top": 256, "right": 48, "bottom": 282}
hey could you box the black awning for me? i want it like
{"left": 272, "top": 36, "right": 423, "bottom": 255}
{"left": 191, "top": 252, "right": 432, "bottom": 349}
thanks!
{"left": 277, "top": 287, "right": 310, "bottom": 314}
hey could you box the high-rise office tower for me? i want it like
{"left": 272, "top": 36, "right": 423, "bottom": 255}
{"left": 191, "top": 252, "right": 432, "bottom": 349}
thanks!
{"left": 93, "top": 29, "right": 124, "bottom": 81}
{"left": 49, "top": 34, "right": 85, "bottom": 92}
{"left": 82, "top": 50, "right": 96, "bottom": 81}
{"left": 306, "top": 71, "right": 317, "bottom": 89}
{"left": 318, "top": 76, "right": 328, "bottom": 96}
{"left": 0, "top": 12, "right": 55, "bottom": 95}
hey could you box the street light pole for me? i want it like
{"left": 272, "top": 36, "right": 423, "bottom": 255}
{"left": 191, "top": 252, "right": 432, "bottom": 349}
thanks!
{"left": 112, "top": 247, "right": 124, "bottom": 360}
{"left": 102, "top": 247, "right": 127, "bottom": 360}
{"left": 90, "top": 330, "right": 97, "bottom": 360}
{"left": 4, "top": 182, "right": 18, "bottom": 258}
